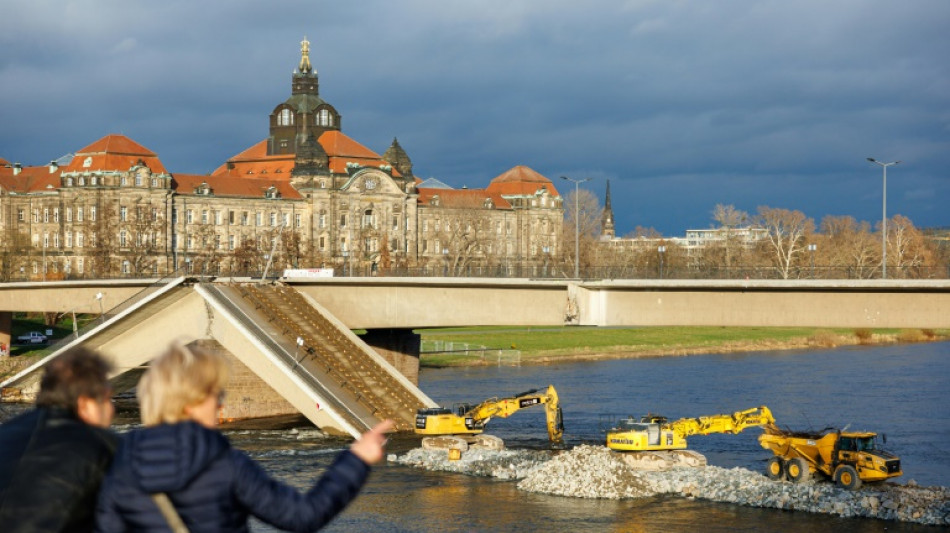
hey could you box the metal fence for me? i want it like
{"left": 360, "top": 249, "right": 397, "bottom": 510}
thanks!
{"left": 420, "top": 340, "right": 521, "bottom": 365}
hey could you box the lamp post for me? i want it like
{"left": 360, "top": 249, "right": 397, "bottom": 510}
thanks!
{"left": 807, "top": 243, "right": 817, "bottom": 278}
{"left": 657, "top": 245, "right": 666, "bottom": 279}
{"left": 442, "top": 248, "right": 449, "bottom": 276}
{"left": 867, "top": 158, "right": 900, "bottom": 279}
{"left": 560, "top": 176, "right": 592, "bottom": 279}
{"left": 95, "top": 292, "right": 104, "bottom": 324}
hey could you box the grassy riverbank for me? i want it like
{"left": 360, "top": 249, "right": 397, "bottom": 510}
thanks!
{"left": 417, "top": 326, "right": 950, "bottom": 367}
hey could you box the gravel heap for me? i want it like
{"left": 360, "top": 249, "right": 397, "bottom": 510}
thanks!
{"left": 391, "top": 445, "right": 950, "bottom": 527}
{"left": 391, "top": 447, "right": 551, "bottom": 480}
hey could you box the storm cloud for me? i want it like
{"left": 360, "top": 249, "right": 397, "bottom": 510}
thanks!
{"left": 2, "top": 0, "right": 947, "bottom": 235}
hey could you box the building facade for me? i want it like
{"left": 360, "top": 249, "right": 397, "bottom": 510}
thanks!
{"left": 0, "top": 39, "right": 562, "bottom": 279}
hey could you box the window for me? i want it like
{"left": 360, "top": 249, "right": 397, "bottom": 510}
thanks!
{"left": 270, "top": 212, "right": 277, "bottom": 227}
{"left": 151, "top": 178, "right": 158, "bottom": 188}
{"left": 53, "top": 208, "right": 60, "bottom": 223}
{"left": 187, "top": 210, "right": 194, "bottom": 224}
{"left": 229, "top": 211, "right": 235, "bottom": 225}
{"left": 317, "top": 108, "right": 332, "bottom": 127}
{"left": 43, "top": 209, "right": 49, "bottom": 223}
{"left": 294, "top": 214, "right": 301, "bottom": 227}
{"left": 79, "top": 176, "right": 85, "bottom": 186}
{"left": 283, "top": 213, "right": 290, "bottom": 227}
{"left": 77, "top": 207, "right": 84, "bottom": 222}
{"left": 318, "top": 211, "right": 326, "bottom": 228}
{"left": 228, "top": 235, "right": 235, "bottom": 250}
{"left": 17, "top": 209, "right": 24, "bottom": 222}
{"left": 241, "top": 212, "right": 249, "bottom": 225}
{"left": 362, "top": 209, "right": 375, "bottom": 229}
{"left": 78, "top": 258, "right": 84, "bottom": 273}
{"left": 340, "top": 214, "right": 347, "bottom": 228}
{"left": 256, "top": 212, "right": 263, "bottom": 226}
{"left": 278, "top": 108, "right": 294, "bottom": 126}
{"left": 122, "top": 260, "right": 130, "bottom": 274}
{"left": 53, "top": 234, "right": 60, "bottom": 248}
{"left": 77, "top": 232, "right": 84, "bottom": 248}
{"left": 135, "top": 174, "right": 142, "bottom": 187}
{"left": 119, "top": 230, "right": 127, "bottom": 247}
{"left": 91, "top": 206, "right": 97, "bottom": 221}
{"left": 201, "top": 210, "right": 209, "bottom": 224}
{"left": 43, "top": 233, "right": 49, "bottom": 248}
{"left": 66, "top": 208, "right": 72, "bottom": 222}
{"left": 215, "top": 235, "right": 221, "bottom": 250}
{"left": 121, "top": 176, "right": 128, "bottom": 186}
{"left": 214, "top": 211, "right": 222, "bottom": 225}
{"left": 187, "top": 236, "right": 193, "bottom": 250}
{"left": 152, "top": 208, "right": 159, "bottom": 222}
{"left": 91, "top": 176, "right": 97, "bottom": 186}
{"left": 392, "top": 215, "right": 398, "bottom": 230}
{"left": 120, "top": 206, "right": 128, "bottom": 221}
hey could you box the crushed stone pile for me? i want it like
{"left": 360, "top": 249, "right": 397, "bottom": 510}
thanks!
{"left": 391, "top": 444, "right": 950, "bottom": 526}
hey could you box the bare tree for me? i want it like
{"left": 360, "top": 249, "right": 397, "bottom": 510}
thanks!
{"left": 888, "top": 215, "right": 932, "bottom": 278}
{"left": 819, "top": 215, "right": 878, "bottom": 279}
{"left": 754, "top": 206, "right": 814, "bottom": 279}
{"left": 561, "top": 188, "right": 601, "bottom": 276}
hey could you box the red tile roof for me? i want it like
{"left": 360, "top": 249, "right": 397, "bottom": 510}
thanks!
{"left": 212, "top": 131, "right": 401, "bottom": 178}
{"left": 60, "top": 134, "right": 168, "bottom": 174}
{"left": 172, "top": 173, "right": 302, "bottom": 199}
{"left": 0, "top": 165, "right": 61, "bottom": 193}
{"left": 486, "top": 165, "right": 560, "bottom": 197}
{"left": 416, "top": 187, "right": 512, "bottom": 210}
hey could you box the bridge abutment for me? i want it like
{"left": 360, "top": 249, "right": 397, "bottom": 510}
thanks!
{"left": 360, "top": 328, "right": 421, "bottom": 385}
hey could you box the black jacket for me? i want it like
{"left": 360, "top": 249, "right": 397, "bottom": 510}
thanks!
{"left": 0, "top": 407, "right": 118, "bottom": 532}
{"left": 95, "top": 421, "right": 370, "bottom": 532}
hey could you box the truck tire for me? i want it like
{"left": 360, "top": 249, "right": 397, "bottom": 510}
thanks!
{"left": 786, "top": 457, "right": 810, "bottom": 483}
{"left": 765, "top": 457, "right": 785, "bottom": 480}
{"left": 834, "top": 465, "right": 862, "bottom": 490}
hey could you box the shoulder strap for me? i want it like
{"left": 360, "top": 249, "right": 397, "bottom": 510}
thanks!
{"left": 150, "top": 493, "right": 190, "bottom": 533}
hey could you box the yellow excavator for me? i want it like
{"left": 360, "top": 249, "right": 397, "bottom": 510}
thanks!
{"left": 607, "top": 406, "right": 775, "bottom": 452}
{"left": 415, "top": 385, "right": 564, "bottom": 446}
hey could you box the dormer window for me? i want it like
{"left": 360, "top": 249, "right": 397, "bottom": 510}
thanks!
{"left": 83, "top": 157, "right": 92, "bottom": 168}
{"left": 78, "top": 177, "right": 85, "bottom": 186}
{"left": 265, "top": 186, "right": 281, "bottom": 199}
{"left": 277, "top": 108, "right": 294, "bottom": 126}
{"left": 196, "top": 182, "right": 212, "bottom": 196}
{"left": 429, "top": 195, "right": 440, "bottom": 206}
{"left": 65, "top": 177, "right": 73, "bottom": 187}
{"left": 484, "top": 198, "right": 494, "bottom": 209}
{"left": 91, "top": 176, "right": 97, "bottom": 186}
{"left": 317, "top": 108, "right": 333, "bottom": 127}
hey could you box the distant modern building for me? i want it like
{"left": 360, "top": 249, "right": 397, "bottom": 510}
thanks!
{"left": 0, "top": 38, "right": 562, "bottom": 279}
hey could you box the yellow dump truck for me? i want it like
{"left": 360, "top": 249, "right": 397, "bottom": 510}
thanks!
{"left": 759, "top": 426, "right": 902, "bottom": 490}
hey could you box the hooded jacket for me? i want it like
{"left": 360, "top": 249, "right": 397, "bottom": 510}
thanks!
{"left": 95, "top": 421, "right": 369, "bottom": 532}
{"left": 0, "top": 407, "right": 117, "bottom": 533}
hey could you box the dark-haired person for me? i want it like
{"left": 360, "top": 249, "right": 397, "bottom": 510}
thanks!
{"left": 0, "top": 347, "right": 117, "bottom": 532}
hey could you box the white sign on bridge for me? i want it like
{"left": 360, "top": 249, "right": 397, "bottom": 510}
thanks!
{"left": 283, "top": 268, "right": 334, "bottom": 279}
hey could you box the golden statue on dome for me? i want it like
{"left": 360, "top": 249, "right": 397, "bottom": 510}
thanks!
{"left": 299, "top": 37, "right": 313, "bottom": 74}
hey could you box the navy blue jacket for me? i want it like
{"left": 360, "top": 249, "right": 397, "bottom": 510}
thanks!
{"left": 0, "top": 407, "right": 117, "bottom": 533}
{"left": 95, "top": 421, "right": 370, "bottom": 532}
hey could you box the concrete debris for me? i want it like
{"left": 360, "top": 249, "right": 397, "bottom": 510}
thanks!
{"left": 390, "top": 444, "right": 950, "bottom": 527}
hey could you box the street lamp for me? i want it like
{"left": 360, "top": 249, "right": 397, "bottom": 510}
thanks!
{"left": 867, "top": 158, "right": 900, "bottom": 279}
{"left": 560, "top": 176, "right": 592, "bottom": 279}
{"left": 95, "top": 292, "right": 104, "bottom": 323}
{"left": 807, "top": 243, "right": 817, "bottom": 278}
{"left": 657, "top": 245, "right": 666, "bottom": 279}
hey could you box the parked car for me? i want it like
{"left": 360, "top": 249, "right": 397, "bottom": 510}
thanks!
{"left": 16, "top": 331, "right": 47, "bottom": 344}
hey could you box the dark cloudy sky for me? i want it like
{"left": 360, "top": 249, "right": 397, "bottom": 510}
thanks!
{"left": 2, "top": 1, "right": 948, "bottom": 236}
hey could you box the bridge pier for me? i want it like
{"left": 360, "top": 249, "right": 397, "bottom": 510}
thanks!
{"left": 360, "top": 328, "right": 420, "bottom": 385}
{"left": 193, "top": 341, "right": 301, "bottom": 423}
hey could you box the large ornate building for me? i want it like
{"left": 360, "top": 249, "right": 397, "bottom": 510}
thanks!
{"left": 0, "top": 39, "right": 563, "bottom": 279}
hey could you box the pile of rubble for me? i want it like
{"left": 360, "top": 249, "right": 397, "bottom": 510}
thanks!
{"left": 390, "top": 444, "right": 950, "bottom": 526}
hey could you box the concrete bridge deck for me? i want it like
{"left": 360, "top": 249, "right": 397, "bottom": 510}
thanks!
{"left": 1, "top": 279, "right": 435, "bottom": 437}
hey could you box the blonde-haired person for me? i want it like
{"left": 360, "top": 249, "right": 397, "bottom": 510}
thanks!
{"left": 95, "top": 344, "right": 392, "bottom": 532}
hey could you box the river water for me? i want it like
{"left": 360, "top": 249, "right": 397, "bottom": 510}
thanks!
{"left": 245, "top": 341, "right": 949, "bottom": 532}
{"left": 3, "top": 342, "right": 947, "bottom": 531}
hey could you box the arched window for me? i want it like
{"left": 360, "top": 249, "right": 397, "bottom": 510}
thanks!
{"left": 278, "top": 108, "right": 294, "bottom": 126}
{"left": 363, "top": 209, "right": 375, "bottom": 229}
{"left": 317, "top": 109, "right": 332, "bottom": 127}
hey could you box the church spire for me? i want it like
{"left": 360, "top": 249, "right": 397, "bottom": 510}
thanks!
{"left": 601, "top": 179, "right": 616, "bottom": 239}
{"left": 298, "top": 36, "right": 313, "bottom": 74}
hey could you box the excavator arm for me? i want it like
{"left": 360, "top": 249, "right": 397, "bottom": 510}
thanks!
{"left": 669, "top": 406, "right": 775, "bottom": 440}
{"left": 466, "top": 385, "right": 564, "bottom": 444}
